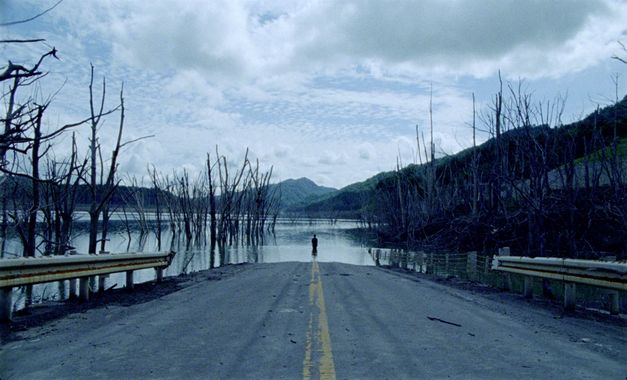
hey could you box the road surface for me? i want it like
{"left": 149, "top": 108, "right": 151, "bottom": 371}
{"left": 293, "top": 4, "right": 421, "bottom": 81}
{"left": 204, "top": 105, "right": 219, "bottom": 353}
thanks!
{"left": 1, "top": 261, "right": 625, "bottom": 379}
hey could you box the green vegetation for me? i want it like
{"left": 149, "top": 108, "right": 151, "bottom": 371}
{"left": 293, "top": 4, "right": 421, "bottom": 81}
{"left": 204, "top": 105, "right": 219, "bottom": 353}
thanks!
{"left": 574, "top": 137, "right": 627, "bottom": 165}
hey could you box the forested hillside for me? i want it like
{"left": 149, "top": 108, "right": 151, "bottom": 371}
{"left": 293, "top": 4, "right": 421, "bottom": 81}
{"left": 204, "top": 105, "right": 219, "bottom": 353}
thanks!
{"left": 297, "top": 94, "right": 627, "bottom": 259}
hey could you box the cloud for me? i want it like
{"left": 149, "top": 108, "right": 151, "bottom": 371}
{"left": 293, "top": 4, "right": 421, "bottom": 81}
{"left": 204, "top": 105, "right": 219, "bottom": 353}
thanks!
{"left": 77, "top": 0, "right": 626, "bottom": 81}
{"left": 163, "top": 70, "right": 225, "bottom": 105}
{"left": 291, "top": 0, "right": 626, "bottom": 79}
{"left": 318, "top": 151, "right": 347, "bottom": 166}
{"left": 297, "top": 1, "right": 600, "bottom": 58}
{"left": 108, "top": 1, "right": 257, "bottom": 82}
{"left": 358, "top": 143, "right": 375, "bottom": 160}
{"left": 273, "top": 144, "right": 292, "bottom": 158}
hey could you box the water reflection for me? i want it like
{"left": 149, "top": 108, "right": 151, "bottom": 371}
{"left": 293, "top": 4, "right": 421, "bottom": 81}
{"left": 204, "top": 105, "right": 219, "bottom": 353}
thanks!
{"left": 5, "top": 219, "right": 375, "bottom": 308}
{"left": 163, "top": 219, "right": 375, "bottom": 275}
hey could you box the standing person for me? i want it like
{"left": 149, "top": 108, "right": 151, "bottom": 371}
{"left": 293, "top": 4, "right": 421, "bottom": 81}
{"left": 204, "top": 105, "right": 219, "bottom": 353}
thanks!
{"left": 311, "top": 234, "right": 318, "bottom": 255}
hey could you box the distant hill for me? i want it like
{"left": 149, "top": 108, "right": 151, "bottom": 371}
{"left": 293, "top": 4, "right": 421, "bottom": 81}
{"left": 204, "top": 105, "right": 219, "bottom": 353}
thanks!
{"left": 286, "top": 171, "right": 386, "bottom": 217}
{"left": 0, "top": 176, "right": 335, "bottom": 213}
{"left": 274, "top": 177, "right": 337, "bottom": 209}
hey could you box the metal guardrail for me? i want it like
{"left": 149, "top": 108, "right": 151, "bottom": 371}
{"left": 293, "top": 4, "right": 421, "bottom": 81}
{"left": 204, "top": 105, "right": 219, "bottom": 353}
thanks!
{"left": 0, "top": 252, "right": 175, "bottom": 288}
{"left": 0, "top": 251, "right": 176, "bottom": 321}
{"left": 491, "top": 256, "right": 627, "bottom": 291}
{"left": 492, "top": 255, "right": 625, "bottom": 312}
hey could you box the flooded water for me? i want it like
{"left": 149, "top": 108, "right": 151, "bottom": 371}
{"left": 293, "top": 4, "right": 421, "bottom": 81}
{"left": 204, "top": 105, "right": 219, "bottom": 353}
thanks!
{"left": 3, "top": 217, "right": 375, "bottom": 308}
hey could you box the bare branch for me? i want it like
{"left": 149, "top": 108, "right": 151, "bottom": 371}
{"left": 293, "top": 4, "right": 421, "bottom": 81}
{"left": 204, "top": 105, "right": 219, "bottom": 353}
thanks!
{"left": 40, "top": 106, "right": 119, "bottom": 141}
{"left": 0, "top": 0, "right": 63, "bottom": 26}
{"left": 0, "top": 166, "right": 58, "bottom": 184}
{"left": 612, "top": 41, "right": 627, "bottom": 64}
{"left": 0, "top": 48, "right": 58, "bottom": 83}
{"left": 0, "top": 39, "right": 46, "bottom": 44}
{"left": 119, "top": 134, "right": 155, "bottom": 149}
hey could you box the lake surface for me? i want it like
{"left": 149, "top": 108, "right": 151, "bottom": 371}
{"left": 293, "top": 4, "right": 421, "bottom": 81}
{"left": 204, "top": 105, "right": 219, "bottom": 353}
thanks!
{"left": 2, "top": 218, "right": 376, "bottom": 308}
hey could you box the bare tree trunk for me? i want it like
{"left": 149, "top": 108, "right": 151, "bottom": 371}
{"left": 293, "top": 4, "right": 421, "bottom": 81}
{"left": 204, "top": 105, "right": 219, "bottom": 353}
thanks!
{"left": 208, "top": 153, "right": 217, "bottom": 246}
{"left": 87, "top": 65, "right": 106, "bottom": 255}
{"left": 24, "top": 106, "right": 43, "bottom": 259}
{"left": 471, "top": 93, "right": 478, "bottom": 218}
{"left": 492, "top": 72, "right": 503, "bottom": 214}
{"left": 23, "top": 106, "right": 44, "bottom": 306}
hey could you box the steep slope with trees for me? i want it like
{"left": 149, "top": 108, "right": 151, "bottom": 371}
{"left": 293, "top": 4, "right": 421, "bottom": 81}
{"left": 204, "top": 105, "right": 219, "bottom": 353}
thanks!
{"left": 297, "top": 94, "right": 627, "bottom": 258}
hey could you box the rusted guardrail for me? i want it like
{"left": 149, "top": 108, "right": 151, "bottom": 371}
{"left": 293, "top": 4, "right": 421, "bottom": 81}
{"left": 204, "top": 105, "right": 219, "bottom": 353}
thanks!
{"left": 492, "top": 255, "right": 626, "bottom": 313}
{"left": 0, "top": 251, "right": 176, "bottom": 321}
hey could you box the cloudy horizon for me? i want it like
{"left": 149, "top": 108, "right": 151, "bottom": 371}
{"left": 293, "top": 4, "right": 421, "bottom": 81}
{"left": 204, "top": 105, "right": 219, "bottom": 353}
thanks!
{"left": 2, "top": 0, "right": 626, "bottom": 189}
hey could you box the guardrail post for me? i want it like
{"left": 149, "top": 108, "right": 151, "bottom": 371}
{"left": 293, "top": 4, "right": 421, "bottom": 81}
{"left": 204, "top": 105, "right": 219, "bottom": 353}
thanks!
{"left": 79, "top": 277, "right": 90, "bottom": 301}
{"left": 156, "top": 268, "right": 164, "bottom": 282}
{"left": 410, "top": 252, "right": 416, "bottom": 271}
{"left": 563, "top": 282, "right": 576, "bottom": 311}
{"left": 58, "top": 280, "right": 65, "bottom": 300}
{"left": 608, "top": 291, "right": 620, "bottom": 315}
{"left": 89, "top": 276, "right": 96, "bottom": 295}
{"left": 523, "top": 277, "right": 533, "bottom": 299}
{"left": 466, "top": 251, "right": 477, "bottom": 280}
{"left": 417, "top": 252, "right": 424, "bottom": 273}
{"left": 401, "top": 250, "right": 408, "bottom": 270}
{"left": 0, "top": 287, "right": 12, "bottom": 321}
{"left": 98, "top": 276, "right": 106, "bottom": 294}
{"left": 126, "top": 270, "right": 134, "bottom": 289}
{"left": 69, "top": 279, "right": 77, "bottom": 299}
{"left": 498, "top": 247, "right": 512, "bottom": 291}
{"left": 98, "top": 251, "right": 110, "bottom": 293}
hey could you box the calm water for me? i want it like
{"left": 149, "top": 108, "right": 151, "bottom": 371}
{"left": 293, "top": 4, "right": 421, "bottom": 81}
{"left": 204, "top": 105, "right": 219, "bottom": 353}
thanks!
{"left": 3, "top": 217, "right": 375, "bottom": 308}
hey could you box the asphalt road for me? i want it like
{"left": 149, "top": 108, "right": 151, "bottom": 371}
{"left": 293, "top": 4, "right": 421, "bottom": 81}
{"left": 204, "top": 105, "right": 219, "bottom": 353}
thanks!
{"left": 1, "top": 261, "right": 625, "bottom": 379}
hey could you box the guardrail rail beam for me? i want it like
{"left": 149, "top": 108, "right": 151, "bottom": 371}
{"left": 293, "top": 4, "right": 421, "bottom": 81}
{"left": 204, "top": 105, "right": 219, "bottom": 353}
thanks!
{"left": 492, "top": 255, "right": 626, "bottom": 313}
{"left": 0, "top": 251, "right": 175, "bottom": 322}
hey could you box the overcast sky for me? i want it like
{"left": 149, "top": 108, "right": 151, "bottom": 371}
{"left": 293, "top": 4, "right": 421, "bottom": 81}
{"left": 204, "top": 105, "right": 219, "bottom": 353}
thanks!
{"left": 2, "top": 0, "right": 626, "bottom": 188}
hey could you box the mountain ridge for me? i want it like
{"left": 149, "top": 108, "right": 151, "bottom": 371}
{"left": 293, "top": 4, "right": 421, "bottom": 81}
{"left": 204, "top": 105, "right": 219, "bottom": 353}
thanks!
{"left": 272, "top": 177, "right": 337, "bottom": 209}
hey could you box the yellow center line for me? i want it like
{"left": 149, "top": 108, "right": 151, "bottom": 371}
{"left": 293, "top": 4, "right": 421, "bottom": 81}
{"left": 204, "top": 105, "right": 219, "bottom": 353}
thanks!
{"left": 303, "top": 259, "right": 337, "bottom": 380}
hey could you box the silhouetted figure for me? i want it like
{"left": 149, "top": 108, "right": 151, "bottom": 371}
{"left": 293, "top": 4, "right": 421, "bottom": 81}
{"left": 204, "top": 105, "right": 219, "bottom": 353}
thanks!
{"left": 311, "top": 234, "right": 318, "bottom": 255}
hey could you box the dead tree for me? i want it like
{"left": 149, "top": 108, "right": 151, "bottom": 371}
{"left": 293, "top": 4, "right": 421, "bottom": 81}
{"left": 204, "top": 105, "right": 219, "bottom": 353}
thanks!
{"left": 207, "top": 153, "right": 217, "bottom": 247}
{"left": 1, "top": 48, "right": 59, "bottom": 165}
{"left": 84, "top": 69, "right": 148, "bottom": 255}
{"left": 216, "top": 147, "right": 249, "bottom": 245}
{"left": 85, "top": 65, "right": 117, "bottom": 255}
{"left": 148, "top": 166, "right": 165, "bottom": 251}
{"left": 491, "top": 73, "right": 504, "bottom": 213}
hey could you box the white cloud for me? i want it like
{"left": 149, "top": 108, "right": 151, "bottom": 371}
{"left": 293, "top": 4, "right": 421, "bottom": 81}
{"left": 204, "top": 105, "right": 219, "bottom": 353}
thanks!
{"left": 108, "top": 1, "right": 257, "bottom": 82}
{"left": 318, "top": 151, "right": 348, "bottom": 166}
{"left": 300, "top": 0, "right": 627, "bottom": 80}
{"left": 68, "top": 0, "right": 626, "bottom": 81}
{"left": 273, "top": 144, "right": 292, "bottom": 158}
{"left": 358, "top": 143, "right": 375, "bottom": 160}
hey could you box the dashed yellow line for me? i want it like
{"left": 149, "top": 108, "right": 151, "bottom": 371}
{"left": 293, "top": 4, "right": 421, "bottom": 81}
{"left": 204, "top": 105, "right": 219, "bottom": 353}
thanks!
{"left": 303, "top": 259, "right": 336, "bottom": 380}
